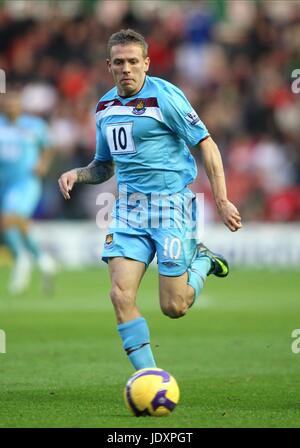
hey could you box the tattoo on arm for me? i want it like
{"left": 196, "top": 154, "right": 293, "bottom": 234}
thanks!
{"left": 76, "top": 159, "right": 114, "bottom": 185}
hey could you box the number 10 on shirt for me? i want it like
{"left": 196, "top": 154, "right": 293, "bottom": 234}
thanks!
{"left": 106, "top": 122, "right": 136, "bottom": 155}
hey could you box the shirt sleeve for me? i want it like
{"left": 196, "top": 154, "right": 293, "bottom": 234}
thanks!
{"left": 94, "top": 118, "right": 113, "bottom": 162}
{"left": 159, "top": 85, "right": 210, "bottom": 148}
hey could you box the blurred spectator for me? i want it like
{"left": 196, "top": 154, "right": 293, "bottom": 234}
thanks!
{"left": 0, "top": 0, "right": 299, "bottom": 222}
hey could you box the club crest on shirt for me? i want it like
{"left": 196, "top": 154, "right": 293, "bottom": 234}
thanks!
{"left": 105, "top": 233, "right": 113, "bottom": 247}
{"left": 132, "top": 99, "right": 146, "bottom": 115}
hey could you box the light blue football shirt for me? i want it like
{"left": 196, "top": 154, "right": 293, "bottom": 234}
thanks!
{"left": 0, "top": 114, "right": 51, "bottom": 186}
{"left": 95, "top": 76, "right": 209, "bottom": 194}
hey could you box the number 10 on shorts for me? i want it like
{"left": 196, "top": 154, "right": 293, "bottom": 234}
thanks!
{"left": 163, "top": 237, "right": 182, "bottom": 260}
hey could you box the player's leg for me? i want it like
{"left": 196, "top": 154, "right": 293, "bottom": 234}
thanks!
{"left": 0, "top": 213, "right": 32, "bottom": 293}
{"left": 154, "top": 225, "right": 211, "bottom": 317}
{"left": 102, "top": 229, "right": 157, "bottom": 370}
{"left": 16, "top": 178, "right": 57, "bottom": 285}
{"left": 0, "top": 214, "right": 25, "bottom": 259}
{"left": 159, "top": 271, "right": 194, "bottom": 318}
{"left": 1, "top": 179, "right": 41, "bottom": 263}
{"left": 19, "top": 218, "right": 57, "bottom": 278}
{"left": 154, "top": 189, "right": 228, "bottom": 318}
{"left": 108, "top": 256, "right": 157, "bottom": 370}
{"left": 1, "top": 179, "right": 56, "bottom": 293}
{"left": 109, "top": 256, "right": 145, "bottom": 323}
{"left": 14, "top": 178, "right": 43, "bottom": 260}
{"left": 158, "top": 244, "right": 228, "bottom": 318}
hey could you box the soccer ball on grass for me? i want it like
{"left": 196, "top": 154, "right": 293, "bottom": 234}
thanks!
{"left": 124, "top": 367, "right": 180, "bottom": 416}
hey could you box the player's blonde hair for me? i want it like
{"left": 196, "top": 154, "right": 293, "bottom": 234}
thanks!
{"left": 107, "top": 29, "right": 148, "bottom": 58}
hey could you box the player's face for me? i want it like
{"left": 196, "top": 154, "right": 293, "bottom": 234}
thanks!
{"left": 107, "top": 44, "right": 150, "bottom": 97}
{"left": 2, "top": 93, "right": 22, "bottom": 120}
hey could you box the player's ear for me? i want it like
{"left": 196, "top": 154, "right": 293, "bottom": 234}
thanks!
{"left": 106, "top": 59, "right": 112, "bottom": 73}
{"left": 144, "top": 57, "right": 150, "bottom": 73}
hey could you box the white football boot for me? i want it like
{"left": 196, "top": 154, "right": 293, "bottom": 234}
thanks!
{"left": 37, "top": 252, "right": 58, "bottom": 295}
{"left": 9, "top": 252, "right": 32, "bottom": 294}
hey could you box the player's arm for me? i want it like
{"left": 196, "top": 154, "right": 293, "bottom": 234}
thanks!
{"left": 33, "top": 119, "right": 55, "bottom": 177}
{"left": 34, "top": 148, "right": 55, "bottom": 177}
{"left": 58, "top": 159, "right": 114, "bottom": 200}
{"left": 199, "top": 136, "right": 242, "bottom": 232}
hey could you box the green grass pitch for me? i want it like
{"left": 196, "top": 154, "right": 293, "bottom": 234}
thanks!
{"left": 0, "top": 266, "right": 300, "bottom": 428}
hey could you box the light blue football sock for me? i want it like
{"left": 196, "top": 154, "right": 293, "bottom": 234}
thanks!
{"left": 22, "top": 233, "right": 41, "bottom": 260}
{"left": 118, "top": 317, "right": 156, "bottom": 370}
{"left": 2, "top": 228, "right": 24, "bottom": 259}
{"left": 187, "top": 255, "right": 212, "bottom": 306}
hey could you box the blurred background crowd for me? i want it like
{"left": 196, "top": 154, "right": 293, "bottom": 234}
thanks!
{"left": 0, "top": 0, "right": 299, "bottom": 222}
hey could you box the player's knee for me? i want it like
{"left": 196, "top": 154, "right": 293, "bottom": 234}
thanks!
{"left": 161, "top": 299, "right": 187, "bottom": 319}
{"left": 110, "top": 284, "right": 135, "bottom": 312}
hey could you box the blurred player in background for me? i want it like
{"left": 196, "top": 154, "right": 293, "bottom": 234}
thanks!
{"left": 0, "top": 91, "right": 56, "bottom": 294}
{"left": 59, "top": 29, "right": 241, "bottom": 371}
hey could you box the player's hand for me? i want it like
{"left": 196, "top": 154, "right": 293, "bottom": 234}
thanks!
{"left": 58, "top": 170, "right": 78, "bottom": 200}
{"left": 217, "top": 200, "right": 242, "bottom": 232}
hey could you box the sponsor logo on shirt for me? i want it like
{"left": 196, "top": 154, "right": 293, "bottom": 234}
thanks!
{"left": 185, "top": 110, "right": 200, "bottom": 125}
